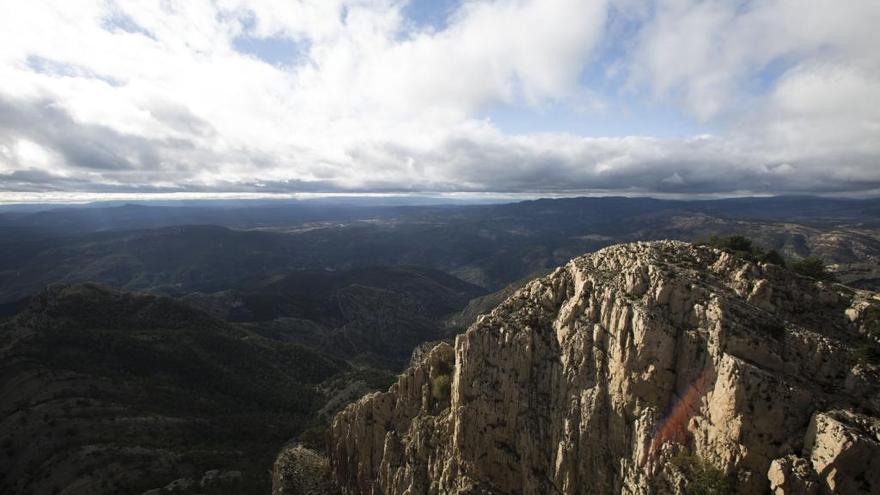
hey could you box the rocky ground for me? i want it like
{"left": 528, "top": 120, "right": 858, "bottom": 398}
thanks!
{"left": 272, "top": 444, "right": 339, "bottom": 495}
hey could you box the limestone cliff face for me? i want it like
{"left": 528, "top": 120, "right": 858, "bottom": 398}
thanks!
{"left": 328, "top": 241, "right": 880, "bottom": 494}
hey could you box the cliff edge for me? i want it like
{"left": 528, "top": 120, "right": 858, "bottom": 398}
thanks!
{"left": 328, "top": 241, "right": 880, "bottom": 494}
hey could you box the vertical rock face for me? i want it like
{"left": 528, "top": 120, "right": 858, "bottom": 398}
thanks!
{"left": 328, "top": 241, "right": 880, "bottom": 494}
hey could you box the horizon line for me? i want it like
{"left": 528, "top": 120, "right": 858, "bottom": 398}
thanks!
{"left": 2, "top": 190, "right": 879, "bottom": 206}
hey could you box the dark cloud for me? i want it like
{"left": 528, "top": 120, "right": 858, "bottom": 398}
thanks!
{"left": 0, "top": 95, "right": 161, "bottom": 171}
{"left": 147, "top": 102, "right": 216, "bottom": 138}
{"left": 3, "top": 95, "right": 880, "bottom": 196}
{"left": 343, "top": 135, "right": 880, "bottom": 196}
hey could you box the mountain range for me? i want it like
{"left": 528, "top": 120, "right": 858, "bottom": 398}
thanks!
{"left": 1, "top": 196, "right": 879, "bottom": 494}
{"left": 2, "top": 197, "right": 879, "bottom": 306}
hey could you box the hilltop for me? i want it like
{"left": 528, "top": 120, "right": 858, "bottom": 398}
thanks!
{"left": 325, "top": 241, "right": 880, "bottom": 494}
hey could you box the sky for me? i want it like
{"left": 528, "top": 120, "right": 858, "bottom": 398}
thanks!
{"left": 0, "top": 0, "right": 878, "bottom": 202}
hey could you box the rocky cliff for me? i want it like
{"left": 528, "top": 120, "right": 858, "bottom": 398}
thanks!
{"left": 328, "top": 241, "right": 880, "bottom": 494}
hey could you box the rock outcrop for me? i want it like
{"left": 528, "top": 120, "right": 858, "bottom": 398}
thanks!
{"left": 273, "top": 444, "right": 340, "bottom": 495}
{"left": 328, "top": 241, "right": 880, "bottom": 494}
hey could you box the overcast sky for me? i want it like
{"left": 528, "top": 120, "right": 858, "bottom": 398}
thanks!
{"left": 0, "top": 0, "right": 878, "bottom": 201}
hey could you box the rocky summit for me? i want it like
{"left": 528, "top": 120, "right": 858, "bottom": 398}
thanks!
{"left": 327, "top": 241, "right": 880, "bottom": 494}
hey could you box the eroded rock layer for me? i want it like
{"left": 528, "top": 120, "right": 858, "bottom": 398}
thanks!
{"left": 329, "top": 241, "right": 880, "bottom": 494}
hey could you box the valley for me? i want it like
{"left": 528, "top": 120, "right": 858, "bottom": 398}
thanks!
{"left": 4, "top": 2, "right": 877, "bottom": 492}
{"left": 1, "top": 196, "right": 879, "bottom": 494}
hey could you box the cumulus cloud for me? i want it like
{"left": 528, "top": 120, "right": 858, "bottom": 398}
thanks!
{"left": 0, "top": 0, "right": 878, "bottom": 198}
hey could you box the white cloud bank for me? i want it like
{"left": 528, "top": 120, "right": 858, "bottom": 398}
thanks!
{"left": 0, "top": 0, "right": 878, "bottom": 198}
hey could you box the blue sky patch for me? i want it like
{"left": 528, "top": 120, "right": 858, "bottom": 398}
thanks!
{"left": 482, "top": 98, "right": 712, "bottom": 138}
{"left": 27, "top": 55, "right": 121, "bottom": 86}
{"left": 102, "top": 10, "right": 156, "bottom": 40}
{"left": 403, "top": 0, "right": 460, "bottom": 31}
{"left": 232, "top": 35, "right": 310, "bottom": 67}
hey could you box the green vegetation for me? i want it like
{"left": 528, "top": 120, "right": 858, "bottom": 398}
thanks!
{"left": 703, "top": 235, "right": 785, "bottom": 267}
{"left": 431, "top": 351, "right": 455, "bottom": 403}
{"left": 706, "top": 235, "right": 755, "bottom": 254}
{"left": 704, "top": 235, "right": 841, "bottom": 282}
{"left": 670, "top": 452, "right": 731, "bottom": 495}
{"left": 759, "top": 249, "right": 787, "bottom": 267}
{"left": 759, "top": 320, "right": 786, "bottom": 340}
{"left": 298, "top": 422, "right": 329, "bottom": 452}
{"left": 431, "top": 373, "right": 451, "bottom": 402}
{"left": 789, "top": 256, "right": 837, "bottom": 281}
{"left": 345, "top": 367, "right": 397, "bottom": 391}
{"left": 853, "top": 343, "right": 880, "bottom": 366}
{"left": 1, "top": 285, "right": 347, "bottom": 494}
{"left": 862, "top": 304, "right": 880, "bottom": 339}
{"left": 852, "top": 304, "right": 880, "bottom": 366}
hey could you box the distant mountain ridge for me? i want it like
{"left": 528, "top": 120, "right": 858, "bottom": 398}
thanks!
{"left": 2, "top": 196, "right": 880, "bottom": 306}
{"left": 2, "top": 196, "right": 878, "bottom": 238}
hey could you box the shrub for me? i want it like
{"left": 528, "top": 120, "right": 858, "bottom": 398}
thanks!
{"left": 852, "top": 344, "right": 880, "bottom": 366}
{"left": 671, "top": 452, "right": 731, "bottom": 495}
{"left": 759, "top": 320, "right": 786, "bottom": 340}
{"left": 703, "top": 236, "right": 785, "bottom": 267}
{"left": 759, "top": 249, "right": 786, "bottom": 267}
{"left": 789, "top": 256, "right": 836, "bottom": 281}
{"left": 704, "top": 240, "right": 838, "bottom": 281}
{"left": 298, "top": 423, "right": 327, "bottom": 452}
{"left": 431, "top": 374, "right": 451, "bottom": 402}
{"left": 706, "top": 235, "right": 753, "bottom": 255}
{"left": 864, "top": 305, "right": 880, "bottom": 340}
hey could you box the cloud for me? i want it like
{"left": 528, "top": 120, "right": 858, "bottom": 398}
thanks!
{"left": 0, "top": 0, "right": 878, "bottom": 198}
{"left": 346, "top": 126, "right": 880, "bottom": 195}
{"left": 626, "top": 0, "right": 880, "bottom": 120}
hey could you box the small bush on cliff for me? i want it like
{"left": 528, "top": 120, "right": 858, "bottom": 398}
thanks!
{"left": 703, "top": 235, "right": 844, "bottom": 282}
{"left": 759, "top": 249, "right": 786, "bottom": 267}
{"left": 852, "top": 305, "right": 880, "bottom": 366}
{"left": 431, "top": 350, "right": 454, "bottom": 403}
{"left": 431, "top": 374, "right": 451, "bottom": 402}
{"left": 706, "top": 235, "right": 754, "bottom": 254}
{"left": 789, "top": 256, "right": 836, "bottom": 281}
{"left": 671, "top": 452, "right": 731, "bottom": 495}
{"left": 863, "top": 305, "right": 880, "bottom": 340}
{"left": 703, "top": 235, "right": 785, "bottom": 267}
{"left": 853, "top": 344, "right": 880, "bottom": 366}
{"left": 298, "top": 422, "right": 328, "bottom": 452}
